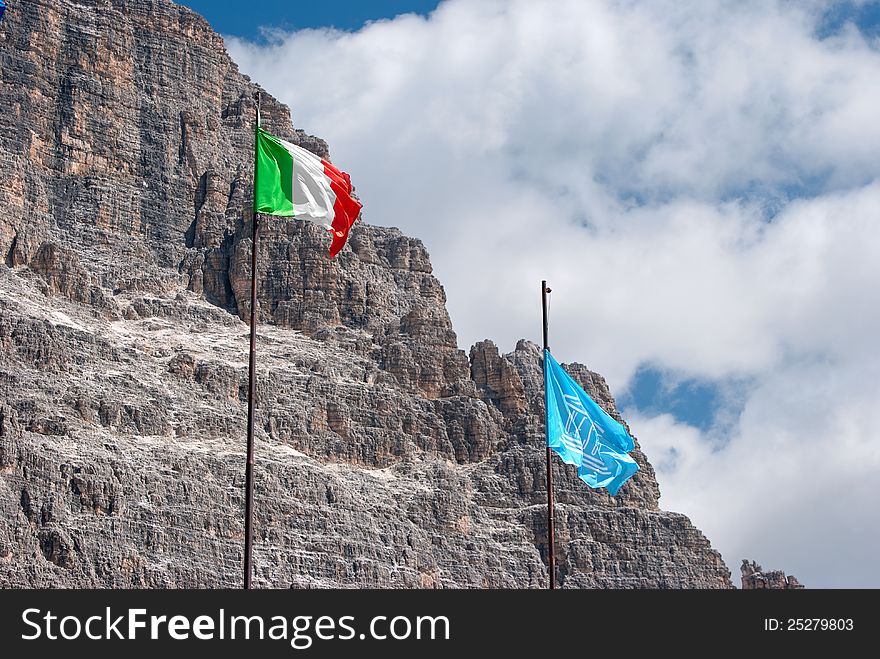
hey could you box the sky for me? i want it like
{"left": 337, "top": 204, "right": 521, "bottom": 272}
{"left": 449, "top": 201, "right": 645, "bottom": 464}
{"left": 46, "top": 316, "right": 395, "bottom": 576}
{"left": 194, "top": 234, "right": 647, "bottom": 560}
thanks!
{"left": 185, "top": 0, "right": 880, "bottom": 587}
{"left": 176, "top": 1, "right": 443, "bottom": 38}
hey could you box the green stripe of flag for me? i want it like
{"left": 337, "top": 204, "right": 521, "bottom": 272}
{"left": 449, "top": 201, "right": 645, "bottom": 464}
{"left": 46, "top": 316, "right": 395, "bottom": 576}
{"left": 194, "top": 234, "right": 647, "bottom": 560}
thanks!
{"left": 254, "top": 128, "right": 295, "bottom": 216}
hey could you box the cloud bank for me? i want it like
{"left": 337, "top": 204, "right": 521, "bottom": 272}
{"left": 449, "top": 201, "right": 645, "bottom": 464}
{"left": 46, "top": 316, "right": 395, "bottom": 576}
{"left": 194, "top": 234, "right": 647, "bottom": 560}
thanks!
{"left": 227, "top": 0, "right": 880, "bottom": 586}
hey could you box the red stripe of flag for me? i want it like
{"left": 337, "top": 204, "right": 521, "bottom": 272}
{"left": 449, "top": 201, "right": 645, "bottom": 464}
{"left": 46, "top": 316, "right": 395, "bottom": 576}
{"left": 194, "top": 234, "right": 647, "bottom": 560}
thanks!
{"left": 322, "top": 159, "right": 362, "bottom": 257}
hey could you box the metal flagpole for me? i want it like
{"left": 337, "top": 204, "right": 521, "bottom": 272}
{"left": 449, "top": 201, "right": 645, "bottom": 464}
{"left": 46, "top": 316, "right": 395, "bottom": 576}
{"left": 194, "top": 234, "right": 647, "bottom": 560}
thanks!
{"left": 542, "top": 280, "right": 555, "bottom": 590}
{"left": 243, "top": 92, "right": 261, "bottom": 590}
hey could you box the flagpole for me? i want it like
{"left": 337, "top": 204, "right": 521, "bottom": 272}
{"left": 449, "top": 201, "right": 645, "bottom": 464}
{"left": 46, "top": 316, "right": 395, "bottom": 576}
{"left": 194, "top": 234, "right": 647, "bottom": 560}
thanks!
{"left": 243, "top": 92, "right": 261, "bottom": 590}
{"left": 542, "top": 280, "right": 555, "bottom": 590}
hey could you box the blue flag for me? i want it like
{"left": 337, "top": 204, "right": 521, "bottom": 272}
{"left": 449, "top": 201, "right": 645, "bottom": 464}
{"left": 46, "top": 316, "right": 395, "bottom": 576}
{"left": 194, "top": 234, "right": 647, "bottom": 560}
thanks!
{"left": 544, "top": 349, "right": 639, "bottom": 495}
{"left": 0, "top": 1, "right": 6, "bottom": 21}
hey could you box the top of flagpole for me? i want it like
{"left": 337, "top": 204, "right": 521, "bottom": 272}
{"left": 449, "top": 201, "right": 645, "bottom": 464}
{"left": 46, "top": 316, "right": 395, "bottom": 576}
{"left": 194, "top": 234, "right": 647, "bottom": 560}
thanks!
{"left": 542, "top": 280, "right": 550, "bottom": 352}
{"left": 253, "top": 92, "right": 261, "bottom": 215}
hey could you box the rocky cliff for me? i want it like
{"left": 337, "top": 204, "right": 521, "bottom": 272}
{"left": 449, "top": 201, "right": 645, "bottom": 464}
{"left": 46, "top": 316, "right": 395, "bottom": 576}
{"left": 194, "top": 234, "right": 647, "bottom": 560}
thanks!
{"left": 741, "top": 561, "right": 804, "bottom": 589}
{"left": 0, "top": 0, "right": 732, "bottom": 588}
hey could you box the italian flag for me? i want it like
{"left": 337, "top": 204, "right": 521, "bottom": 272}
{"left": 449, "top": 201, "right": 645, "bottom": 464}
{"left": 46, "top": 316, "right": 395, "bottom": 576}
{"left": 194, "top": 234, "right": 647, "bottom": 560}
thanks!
{"left": 254, "top": 127, "right": 362, "bottom": 257}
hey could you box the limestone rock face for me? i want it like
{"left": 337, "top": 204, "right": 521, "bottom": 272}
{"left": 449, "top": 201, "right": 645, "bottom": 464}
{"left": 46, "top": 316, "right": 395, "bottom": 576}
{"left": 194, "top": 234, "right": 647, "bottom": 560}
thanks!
{"left": 741, "top": 560, "right": 804, "bottom": 589}
{"left": 0, "top": 0, "right": 732, "bottom": 588}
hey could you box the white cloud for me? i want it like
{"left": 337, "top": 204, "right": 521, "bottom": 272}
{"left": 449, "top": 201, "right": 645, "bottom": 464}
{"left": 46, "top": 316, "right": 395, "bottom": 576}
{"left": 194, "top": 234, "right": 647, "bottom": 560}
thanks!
{"left": 227, "top": 0, "right": 880, "bottom": 586}
{"left": 631, "top": 350, "right": 880, "bottom": 588}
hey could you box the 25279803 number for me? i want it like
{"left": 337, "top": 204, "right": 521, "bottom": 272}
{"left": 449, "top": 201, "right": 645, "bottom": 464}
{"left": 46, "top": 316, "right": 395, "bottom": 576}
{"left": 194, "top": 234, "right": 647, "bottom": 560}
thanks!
{"left": 787, "top": 619, "right": 854, "bottom": 631}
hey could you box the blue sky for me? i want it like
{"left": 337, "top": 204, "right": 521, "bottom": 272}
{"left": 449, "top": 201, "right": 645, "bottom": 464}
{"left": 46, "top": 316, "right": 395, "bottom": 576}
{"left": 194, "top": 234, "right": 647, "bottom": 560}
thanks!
{"left": 206, "top": 0, "right": 880, "bottom": 587}
{"left": 617, "top": 368, "right": 741, "bottom": 433}
{"left": 818, "top": 1, "right": 880, "bottom": 37}
{"left": 178, "top": 0, "right": 880, "bottom": 45}
{"left": 176, "top": 1, "right": 441, "bottom": 39}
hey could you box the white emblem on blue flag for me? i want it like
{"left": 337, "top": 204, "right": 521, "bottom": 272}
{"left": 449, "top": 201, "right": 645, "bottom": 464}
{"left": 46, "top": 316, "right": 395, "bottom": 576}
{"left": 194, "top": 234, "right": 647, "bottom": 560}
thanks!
{"left": 560, "top": 393, "right": 611, "bottom": 474}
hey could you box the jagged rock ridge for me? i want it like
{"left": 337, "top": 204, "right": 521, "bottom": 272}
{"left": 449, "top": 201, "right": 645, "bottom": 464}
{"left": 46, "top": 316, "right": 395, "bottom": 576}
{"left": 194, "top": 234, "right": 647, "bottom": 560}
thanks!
{"left": 0, "top": 0, "right": 732, "bottom": 588}
{"left": 741, "top": 560, "right": 804, "bottom": 589}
